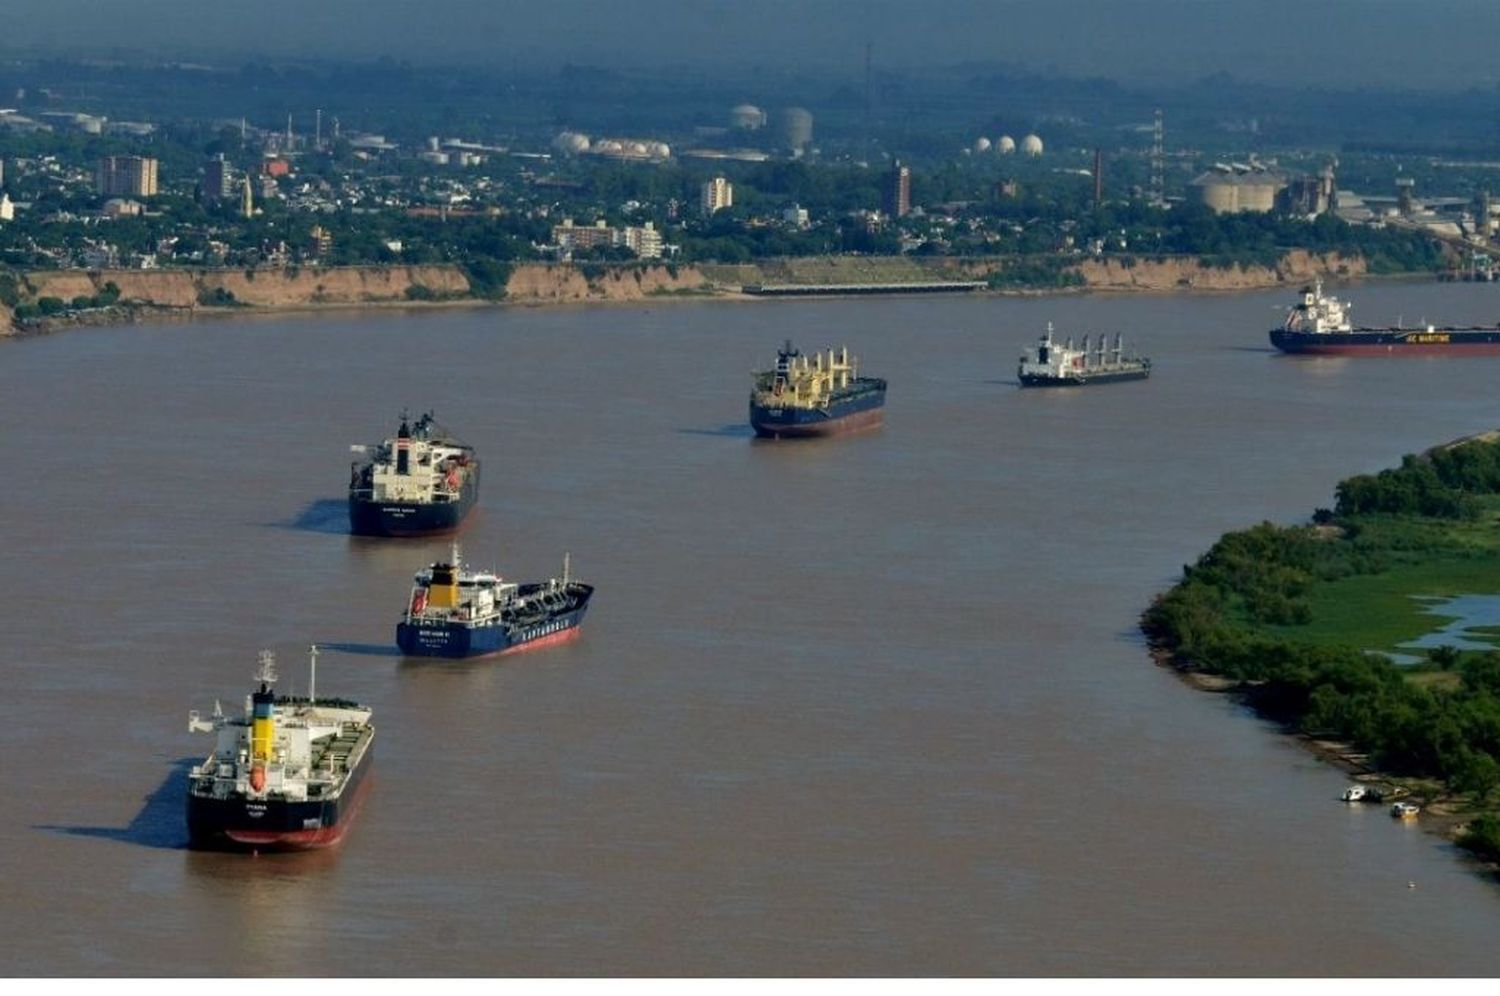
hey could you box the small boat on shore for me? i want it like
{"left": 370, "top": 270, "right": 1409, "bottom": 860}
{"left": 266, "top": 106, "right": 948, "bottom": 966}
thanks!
{"left": 1391, "top": 802, "right": 1420, "bottom": 820}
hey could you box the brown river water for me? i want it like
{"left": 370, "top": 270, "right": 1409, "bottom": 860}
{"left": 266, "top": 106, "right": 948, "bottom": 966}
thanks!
{"left": 5, "top": 283, "right": 1500, "bottom": 975}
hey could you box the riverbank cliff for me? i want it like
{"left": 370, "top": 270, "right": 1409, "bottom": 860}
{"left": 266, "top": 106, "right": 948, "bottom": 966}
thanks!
{"left": 3, "top": 251, "right": 1369, "bottom": 335}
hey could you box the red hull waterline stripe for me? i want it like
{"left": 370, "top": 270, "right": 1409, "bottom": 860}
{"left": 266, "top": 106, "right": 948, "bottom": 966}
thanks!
{"left": 222, "top": 772, "right": 373, "bottom": 851}
{"left": 763, "top": 409, "right": 886, "bottom": 438}
{"left": 498, "top": 626, "right": 582, "bottom": 657}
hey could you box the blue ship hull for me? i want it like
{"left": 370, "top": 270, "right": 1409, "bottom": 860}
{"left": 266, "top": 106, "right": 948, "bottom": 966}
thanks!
{"left": 396, "top": 588, "right": 593, "bottom": 659}
{"left": 749, "top": 381, "right": 887, "bottom": 438}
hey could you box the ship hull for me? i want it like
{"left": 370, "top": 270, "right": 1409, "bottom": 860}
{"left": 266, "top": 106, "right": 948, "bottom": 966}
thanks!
{"left": 749, "top": 385, "right": 887, "bottom": 439}
{"left": 1019, "top": 366, "right": 1150, "bottom": 387}
{"left": 1270, "top": 328, "right": 1500, "bottom": 356}
{"left": 349, "top": 466, "right": 480, "bottom": 537}
{"left": 186, "top": 750, "right": 372, "bottom": 852}
{"left": 396, "top": 592, "right": 593, "bottom": 659}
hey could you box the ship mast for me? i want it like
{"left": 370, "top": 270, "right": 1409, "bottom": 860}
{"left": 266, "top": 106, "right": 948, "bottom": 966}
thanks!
{"left": 308, "top": 643, "right": 318, "bottom": 704}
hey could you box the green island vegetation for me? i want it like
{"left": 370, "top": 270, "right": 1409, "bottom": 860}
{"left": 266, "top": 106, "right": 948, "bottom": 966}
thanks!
{"left": 1141, "top": 434, "right": 1500, "bottom": 865}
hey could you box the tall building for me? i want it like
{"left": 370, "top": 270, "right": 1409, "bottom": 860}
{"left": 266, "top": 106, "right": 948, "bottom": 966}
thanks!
{"left": 622, "top": 221, "right": 663, "bottom": 259}
{"left": 883, "top": 161, "right": 911, "bottom": 218}
{"left": 307, "top": 224, "right": 333, "bottom": 258}
{"left": 202, "top": 154, "right": 233, "bottom": 201}
{"left": 96, "top": 156, "right": 159, "bottom": 197}
{"left": 701, "top": 176, "right": 733, "bottom": 216}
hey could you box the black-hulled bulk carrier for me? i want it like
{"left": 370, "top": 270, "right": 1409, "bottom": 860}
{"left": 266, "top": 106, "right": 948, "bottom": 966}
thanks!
{"left": 1018, "top": 324, "right": 1151, "bottom": 387}
{"left": 748, "top": 341, "right": 886, "bottom": 438}
{"left": 349, "top": 412, "right": 479, "bottom": 537}
{"left": 1270, "top": 281, "right": 1500, "bottom": 355}
{"left": 187, "top": 648, "right": 373, "bottom": 851}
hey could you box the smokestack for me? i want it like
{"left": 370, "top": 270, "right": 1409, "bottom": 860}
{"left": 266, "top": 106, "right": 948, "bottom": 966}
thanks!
{"left": 1093, "top": 149, "right": 1104, "bottom": 209}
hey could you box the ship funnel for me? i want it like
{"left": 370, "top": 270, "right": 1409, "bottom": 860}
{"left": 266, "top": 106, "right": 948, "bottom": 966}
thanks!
{"left": 396, "top": 416, "right": 412, "bottom": 475}
{"left": 251, "top": 651, "right": 277, "bottom": 766}
{"left": 428, "top": 550, "right": 462, "bottom": 610}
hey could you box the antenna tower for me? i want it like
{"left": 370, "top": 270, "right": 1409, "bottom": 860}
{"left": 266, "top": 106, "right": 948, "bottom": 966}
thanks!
{"left": 863, "top": 40, "right": 874, "bottom": 160}
{"left": 1150, "top": 108, "right": 1165, "bottom": 207}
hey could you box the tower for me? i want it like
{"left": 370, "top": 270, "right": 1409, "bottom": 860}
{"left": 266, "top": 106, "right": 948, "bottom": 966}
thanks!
{"left": 701, "top": 176, "right": 733, "bottom": 217}
{"left": 1150, "top": 108, "right": 1164, "bottom": 207}
{"left": 202, "top": 154, "right": 233, "bottom": 201}
{"left": 883, "top": 160, "right": 911, "bottom": 218}
{"left": 863, "top": 39, "right": 874, "bottom": 159}
{"left": 241, "top": 175, "right": 254, "bottom": 219}
{"left": 1093, "top": 148, "right": 1104, "bottom": 210}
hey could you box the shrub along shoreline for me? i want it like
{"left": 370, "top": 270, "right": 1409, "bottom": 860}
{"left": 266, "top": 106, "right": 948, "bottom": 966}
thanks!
{"left": 1141, "top": 432, "right": 1500, "bottom": 866}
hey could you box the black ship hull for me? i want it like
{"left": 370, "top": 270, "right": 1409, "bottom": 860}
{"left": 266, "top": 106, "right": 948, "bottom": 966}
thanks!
{"left": 749, "top": 382, "right": 887, "bottom": 439}
{"left": 349, "top": 467, "right": 480, "bottom": 537}
{"left": 186, "top": 750, "right": 372, "bottom": 851}
{"left": 1019, "top": 366, "right": 1150, "bottom": 387}
{"left": 1270, "top": 327, "right": 1500, "bottom": 355}
{"left": 396, "top": 585, "right": 594, "bottom": 659}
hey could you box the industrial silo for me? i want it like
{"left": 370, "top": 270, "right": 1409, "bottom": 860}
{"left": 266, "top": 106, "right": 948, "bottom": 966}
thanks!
{"left": 777, "top": 107, "right": 814, "bottom": 152}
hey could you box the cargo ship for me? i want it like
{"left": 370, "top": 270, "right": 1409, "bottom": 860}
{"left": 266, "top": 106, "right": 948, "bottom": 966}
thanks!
{"left": 1270, "top": 281, "right": 1500, "bottom": 355}
{"left": 749, "top": 340, "right": 886, "bottom": 438}
{"left": 349, "top": 412, "right": 479, "bottom": 537}
{"left": 187, "top": 647, "right": 373, "bottom": 851}
{"left": 1018, "top": 324, "right": 1151, "bottom": 387}
{"left": 396, "top": 546, "right": 594, "bottom": 659}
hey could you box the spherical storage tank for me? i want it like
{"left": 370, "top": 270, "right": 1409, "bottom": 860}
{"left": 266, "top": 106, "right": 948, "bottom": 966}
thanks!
{"left": 777, "top": 107, "right": 814, "bottom": 151}
{"left": 649, "top": 142, "right": 671, "bottom": 159}
{"left": 973, "top": 137, "right": 992, "bottom": 154}
{"left": 997, "top": 135, "right": 1016, "bottom": 155}
{"left": 1021, "top": 134, "right": 1043, "bottom": 156}
{"left": 552, "top": 131, "right": 590, "bottom": 154}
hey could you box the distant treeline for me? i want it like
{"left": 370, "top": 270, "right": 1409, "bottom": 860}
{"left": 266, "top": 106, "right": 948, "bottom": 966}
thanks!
{"left": 1142, "top": 436, "right": 1500, "bottom": 862}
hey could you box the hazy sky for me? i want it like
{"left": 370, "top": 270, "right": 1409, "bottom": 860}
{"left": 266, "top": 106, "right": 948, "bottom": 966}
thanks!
{"left": 8, "top": 0, "right": 1500, "bottom": 90}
